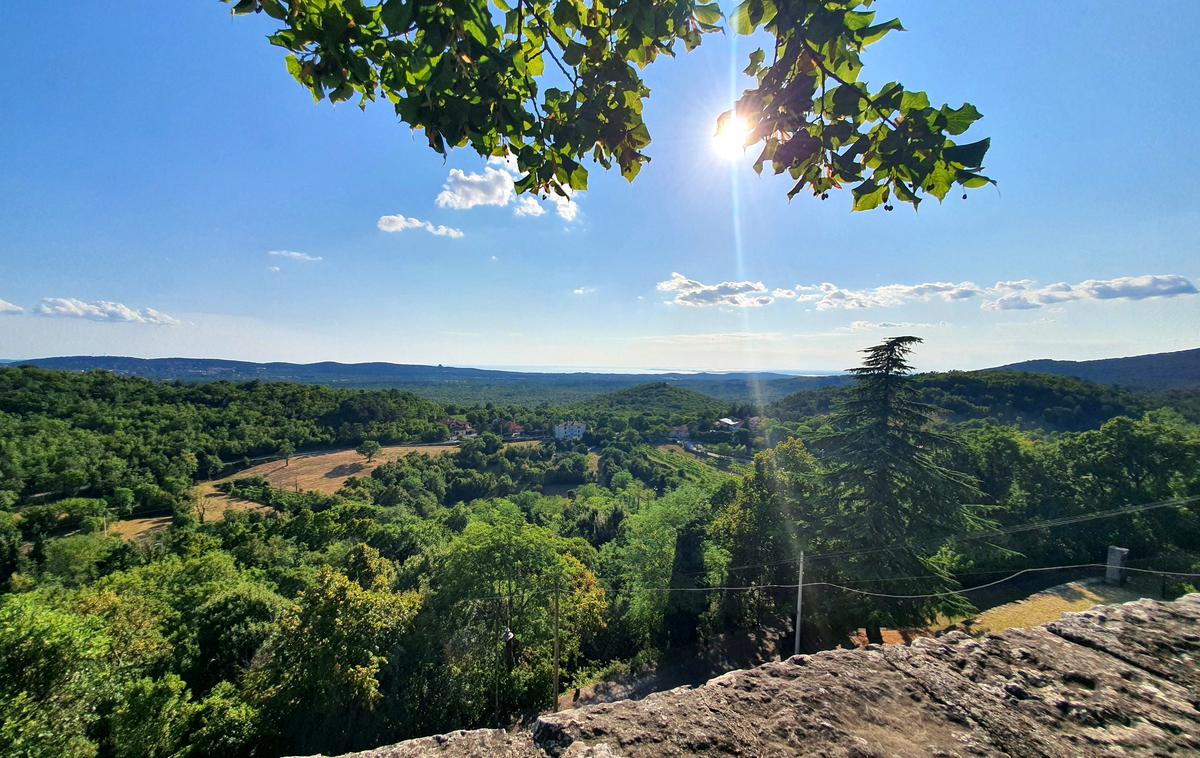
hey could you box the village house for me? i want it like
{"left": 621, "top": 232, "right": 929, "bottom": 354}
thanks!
{"left": 444, "top": 418, "right": 474, "bottom": 440}
{"left": 717, "top": 417, "right": 742, "bottom": 433}
{"left": 501, "top": 420, "right": 525, "bottom": 438}
{"left": 669, "top": 425, "right": 690, "bottom": 441}
{"left": 553, "top": 421, "right": 587, "bottom": 441}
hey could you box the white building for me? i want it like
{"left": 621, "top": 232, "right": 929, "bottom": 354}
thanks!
{"left": 554, "top": 421, "right": 587, "bottom": 441}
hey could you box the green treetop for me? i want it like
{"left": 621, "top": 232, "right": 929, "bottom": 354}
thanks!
{"left": 222, "top": 0, "right": 991, "bottom": 210}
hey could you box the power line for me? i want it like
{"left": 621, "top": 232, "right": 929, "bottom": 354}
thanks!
{"left": 809, "top": 564, "right": 1200, "bottom": 600}
{"left": 435, "top": 495, "right": 1200, "bottom": 608}
{"left": 683, "top": 494, "right": 1200, "bottom": 578}
{"left": 441, "top": 562, "right": 1200, "bottom": 608}
{"left": 808, "top": 494, "right": 1200, "bottom": 563}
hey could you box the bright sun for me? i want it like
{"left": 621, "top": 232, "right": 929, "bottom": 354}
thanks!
{"left": 712, "top": 114, "right": 752, "bottom": 160}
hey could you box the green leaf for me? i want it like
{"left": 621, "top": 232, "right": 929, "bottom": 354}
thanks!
{"left": 285, "top": 55, "right": 303, "bottom": 81}
{"left": 844, "top": 10, "right": 876, "bottom": 31}
{"left": 923, "top": 163, "right": 956, "bottom": 201}
{"left": 831, "top": 85, "right": 864, "bottom": 118}
{"left": 693, "top": 3, "right": 723, "bottom": 26}
{"left": 258, "top": 0, "right": 286, "bottom": 19}
{"left": 941, "top": 103, "right": 982, "bottom": 136}
{"left": 231, "top": 0, "right": 257, "bottom": 15}
{"left": 852, "top": 180, "right": 888, "bottom": 211}
{"left": 743, "top": 48, "right": 765, "bottom": 76}
{"left": 569, "top": 164, "right": 589, "bottom": 190}
{"left": 730, "top": 0, "right": 775, "bottom": 35}
{"left": 956, "top": 170, "right": 995, "bottom": 188}
{"left": 861, "top": 18, "right": 904, "bottom": 46}
{"left": 562, "top": 42, "right": 586, "bottom": 67}
{"left": 900, "top": 90, "right": 929, "bottom": 112}
{"left": 943, "top": 138, "right": 990, "bottom": 168}
{"left": 381, "top": 0, "right": 414, "bottom": 33}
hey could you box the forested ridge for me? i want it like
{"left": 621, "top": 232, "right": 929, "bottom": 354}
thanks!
{"left": 768, "top": 370, "right": 1200, "bottom": 432}
{"left": 1, "top": 352, "right": 1199, "bottom": 757}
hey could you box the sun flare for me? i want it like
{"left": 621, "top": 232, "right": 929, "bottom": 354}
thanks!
{"left": 712, "top": 114, "right": 753, "bottom": 160}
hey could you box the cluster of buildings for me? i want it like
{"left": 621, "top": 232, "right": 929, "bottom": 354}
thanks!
{"left": 668, "top": 415, "right": 766, "bottom": 442}
{"left": 443, "top": 418, "right": 531, "bottom": 441}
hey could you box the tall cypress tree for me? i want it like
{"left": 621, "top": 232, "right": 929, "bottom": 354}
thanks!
{"left": 824, "top": 337, "right": 983, "bottom": 636}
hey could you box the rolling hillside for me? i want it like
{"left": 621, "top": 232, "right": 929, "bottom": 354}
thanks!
{"left": 989, "top": 347, "right": 1200, "bottom": 390}
{"left": 578, "top": 382, "right": 728, "bottom": 417}
{"left": 15, "top": 355, "right": 842, "bottom": 404}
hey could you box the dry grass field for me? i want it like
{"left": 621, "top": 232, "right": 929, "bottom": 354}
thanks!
{"left": 209, "top": 444, "right": 461, "bottom": 496}
{"left": 114, "top": 441, "right": 541, "bottom": 541}
{"left": 189, "top": 444, "right": 463, "bottom": 524}
{"left": 966, "top": 577, "right": 1154, "bottom": 634}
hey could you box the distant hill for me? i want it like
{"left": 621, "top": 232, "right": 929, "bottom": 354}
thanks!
{"left": 988, "top": 347, "right": 1200, "bottom": 390}
{"left": 580, "top": 382, "right": 727, "bottom": 416}
{"left": 770, "top": 370, "right": 1200, "bottom": 432}
{"left": 15, "top": 356, "right": 844, "bottom": 404}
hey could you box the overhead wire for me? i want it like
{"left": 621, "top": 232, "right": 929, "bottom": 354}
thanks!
{"left": 435, "top": 495, "right": 1200, "bottom": 607}
{"left": 442, "top": 563, "right": 1200, "bottom": 607}
{"left": 674, "top": 493, "right": 1200, "bottom": 578}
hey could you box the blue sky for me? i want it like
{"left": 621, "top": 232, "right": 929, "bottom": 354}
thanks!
{"left": 1, "top": 1, "right": 1197, "bottom": 372}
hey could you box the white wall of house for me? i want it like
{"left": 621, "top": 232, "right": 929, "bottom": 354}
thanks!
{"left": 554, "top": 421, "right": 586, "bottom": 440}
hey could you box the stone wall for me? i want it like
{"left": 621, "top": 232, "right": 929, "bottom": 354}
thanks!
{"left": 320, "top": 594, "right": 1200, "bottom": 757}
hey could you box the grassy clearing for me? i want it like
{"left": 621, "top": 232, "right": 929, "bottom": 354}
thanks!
{"left": 116, "top": 443, "right": 475, "bottom": 542}
{"left": 649, "top": 445, "right": 736, "bottom": 487}
{"left": 966, "top": 576, "right": 1160, "bottom": 634}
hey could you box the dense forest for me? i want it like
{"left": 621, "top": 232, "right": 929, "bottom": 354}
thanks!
{"left": 768, "top": 371, "right": 1200, "bottom": 432}
{"left": 2, "top": 351, "right": 1199, "bottom": 756}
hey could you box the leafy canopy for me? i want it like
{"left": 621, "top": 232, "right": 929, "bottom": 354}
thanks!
{"left": 223, "top": 0, "right": 991, "bottom": 210}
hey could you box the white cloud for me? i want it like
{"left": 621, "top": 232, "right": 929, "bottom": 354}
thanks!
{"left": 0, "top": 299, "right": 23, "bottom": 315}
{"left": 436, "top": 167, "right": 515, "bottom": 210}
{"left": 489, "top": 255, "right": 499, "bottom": 262}
{"left": 377, "top": 214, "right": 464, "bottom": 239}
{"left": 514, "top": 195, "right": 546, "bottom": 217}
{"left": 788, "top": 281, "right": 982, "bottom": 310}
{"left": 35, "top": 298, "right": 179, "bottom": 325}
{"left": 656, "top": 272, "right": 775, "bottom": 308}
{"left": 487, "top": 153, "right": 520, "bottom": 173}
{"left": 660, "top": 272, "right": 1198, "bottom": 312}
{"left": 267, "top": 250, "right": 322, "bottom": 262}
{"left": 980, "top": 293, "right": 1041, "bottom": 311}
{"left": 547, "top": 190, "right": 580, "bottom": 222}
{"left": 980, "top": 274, "right": 1198, "bottom": 311}
{"left": 267, "top": 265, "right": 281, "bottom": 273}
{"left": 438, "top": 157, "right": 582, "bottom": 222}
{"left": 573, "top": 286, "right": 597, "bottom": 295}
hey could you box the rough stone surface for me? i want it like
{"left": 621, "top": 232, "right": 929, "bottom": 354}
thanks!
{"left": 322, "top": 595, "right": 1200, "bottom": 757}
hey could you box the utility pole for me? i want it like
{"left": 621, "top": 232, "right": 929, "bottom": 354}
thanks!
{"left": 552, "top": 584, "right": 561, "bottom": 713}
{"left": 793, "top": 549, "right": 804, "bottom": 657}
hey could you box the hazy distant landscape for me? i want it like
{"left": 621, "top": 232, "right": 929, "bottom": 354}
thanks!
{"left": 11, "top": 346, "right": 1199, "bottom": 404}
